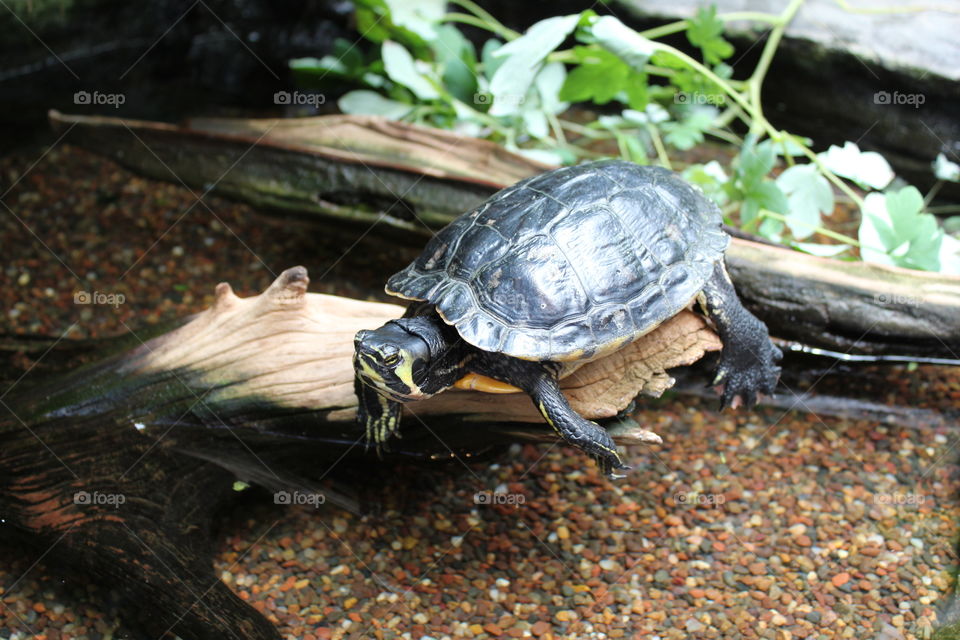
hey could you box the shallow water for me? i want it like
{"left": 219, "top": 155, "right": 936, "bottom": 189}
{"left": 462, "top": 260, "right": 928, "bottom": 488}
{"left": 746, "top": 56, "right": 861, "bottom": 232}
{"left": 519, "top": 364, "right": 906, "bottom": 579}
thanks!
{"left": 1, "top": 144, "right": 958, "bottom": 639}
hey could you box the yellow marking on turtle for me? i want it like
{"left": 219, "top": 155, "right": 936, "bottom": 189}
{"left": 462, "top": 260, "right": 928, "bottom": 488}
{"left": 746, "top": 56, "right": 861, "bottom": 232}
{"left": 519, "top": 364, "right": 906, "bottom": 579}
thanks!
{"left": 393, "top": 352, "right": 423, "bottom": 396}
{"left": 454, "top": 373, "right": 522, "bottom": 394}
{"left": 358, "top": 357, "right": 385, "bottom": 385}
{"left": 537, "top": 401, "right": 559, "bottom": 434}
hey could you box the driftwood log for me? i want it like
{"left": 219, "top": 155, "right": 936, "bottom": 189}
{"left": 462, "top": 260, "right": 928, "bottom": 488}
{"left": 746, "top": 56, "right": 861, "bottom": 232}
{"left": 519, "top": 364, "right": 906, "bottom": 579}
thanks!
{"left": 49, "top": 111, "right": 960, "bottom": 359}
{"left": 0, "top": 267, "right": 719, "bottom": 639}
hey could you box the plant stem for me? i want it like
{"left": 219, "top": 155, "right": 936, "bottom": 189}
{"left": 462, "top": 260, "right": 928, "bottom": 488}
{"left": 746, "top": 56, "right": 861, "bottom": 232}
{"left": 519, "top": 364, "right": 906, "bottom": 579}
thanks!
{"left": 441, "top": 13, "right": 515, "bottom": 40}
{"left": 647, "top": 125, "right": 672, "bottom": 169}
{"left": 638, "top": 20, "right": 689, "bottom": 40}
{"left": 924, "top": 179, "right": 944, "bottom": 206}
{"left": 447, "top": 0, "right": 520, "bottom": 40}
{"left": 746, "top": 0, "right": 804, "bottom": 136}
{"left": 758, "top": 209, "right": 861, "bottom": 247}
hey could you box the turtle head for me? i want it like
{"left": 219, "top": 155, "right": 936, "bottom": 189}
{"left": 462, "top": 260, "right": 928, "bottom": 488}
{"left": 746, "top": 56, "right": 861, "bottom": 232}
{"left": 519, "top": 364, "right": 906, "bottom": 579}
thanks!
{"left": 354, "top": 317, "right": 460, "bottom": 403}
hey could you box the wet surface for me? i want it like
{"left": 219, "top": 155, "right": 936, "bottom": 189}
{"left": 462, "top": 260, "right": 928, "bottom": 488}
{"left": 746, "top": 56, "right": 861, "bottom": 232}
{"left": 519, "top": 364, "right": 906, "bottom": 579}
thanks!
{"left": 1, "top": 145, "right": 958, "bottom": 639}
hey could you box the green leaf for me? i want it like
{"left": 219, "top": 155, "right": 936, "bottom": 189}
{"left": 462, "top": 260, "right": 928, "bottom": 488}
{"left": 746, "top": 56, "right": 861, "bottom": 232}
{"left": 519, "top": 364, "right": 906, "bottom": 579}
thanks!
{"left": 382, "top": 40, "right": 440, "bottom": 100}
{"left": 481, "top": 38, "right": 506, "bottom": 81}
{"left": 338, "top": 90, "right": 414, "bottom": 119}
{"left": 944, "top": 216, "right": 960, "bottom": 235}
{"left": 775, "top": 164, "right": 834, "bottom": 240}
{"left": 522, "top": 108, "right": 549, "bottom": 139}
{"left": 737, "top": 139, "right": 778, "bottom": 188}
{"left": 859, "top": 187, "right": 943, "bottom": 271}
{"left": 819, "top": 141, "right": 894, "bottom": 190}
{"left": 682, "top": 161, "right": 729, "bottom": 207}
{"left": 585, "top": 15, "right": 656, "bottom": 72}
{"left": 354, "top": 0, "right": 431, "bottom": 57}
{"left": 933, "top": 153, "right": 960, "bottom": 182}
{"left": 489, "top": 15, "right": 580, "bottom": 117}
{"left": 535, "top": 61, "right": 568, "bottom": 115}
{"left": 512, "top": 147, "right": 567, "bottom": 166}
{"left": 432, "top": 25, "right": 477, "bottom": 103}
{"left": 333, "top": 37, "right": 364, "bottom": 71}
{"left": 559, "top": 47, "right": 629, "bottom": 105}
{"left": 383, "top": 0, "right": 445, "bottom": 42}
{"left": 791, "top": 242, "right": 851, "bottom": 257}
{"left": 623, "top": 72, "right": 649, "bottom": 110}
{"left": 686, "top": 6, "right": 734, "bottom": 65}
{"left": 939, "top": 234, "right": 960, "bottom": 275}
{"left": 661, "top": 107, "right": 715, "bottom": 150}
{"left": 619, "top": 134, "right": 648, "bottom": 164}
{"left": 741, "top": 180, "right": 788, "bottom": 226}
{"left": 758, "top": 217, "right": 784, "bottom": 242}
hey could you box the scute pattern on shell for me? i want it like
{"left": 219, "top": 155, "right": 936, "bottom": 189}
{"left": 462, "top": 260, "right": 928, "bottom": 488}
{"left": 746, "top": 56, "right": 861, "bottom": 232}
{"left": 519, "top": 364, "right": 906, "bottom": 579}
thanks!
{"left": 386, "top": 159, "right": 728, "bottom": 361}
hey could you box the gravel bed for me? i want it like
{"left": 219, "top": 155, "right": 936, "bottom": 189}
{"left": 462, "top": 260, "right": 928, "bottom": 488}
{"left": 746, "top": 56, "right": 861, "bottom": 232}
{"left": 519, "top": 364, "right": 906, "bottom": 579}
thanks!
{"left": 0, "top": 144, "right": 957, "bottom": 640}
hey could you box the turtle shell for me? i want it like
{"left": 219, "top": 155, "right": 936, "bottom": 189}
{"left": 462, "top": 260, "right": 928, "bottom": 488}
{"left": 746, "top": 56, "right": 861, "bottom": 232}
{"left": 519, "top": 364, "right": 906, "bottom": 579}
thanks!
{"left": 386, "top": 159, "right": 728, "bottom": 362}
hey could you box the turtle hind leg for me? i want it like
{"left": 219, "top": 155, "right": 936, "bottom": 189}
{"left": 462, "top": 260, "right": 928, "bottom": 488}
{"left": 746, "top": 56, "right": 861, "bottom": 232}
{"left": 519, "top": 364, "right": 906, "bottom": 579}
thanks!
{"left": 472, "top": 356, "right": 628, "bottom": 478}
{"left": 355, "top": 376, "right": 402, "bottom": 453}
{"left": 701, "top": 260, "right": 782, "bottom": 408}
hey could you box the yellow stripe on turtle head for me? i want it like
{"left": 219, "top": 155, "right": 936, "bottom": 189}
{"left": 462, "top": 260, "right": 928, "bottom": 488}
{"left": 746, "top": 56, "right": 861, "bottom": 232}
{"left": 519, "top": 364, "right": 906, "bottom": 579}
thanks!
{"left": 394, "top": 351, "right": 423, "bottom": 396}
{"left": 357, "top": 355, "right": 385, "bottom": 385}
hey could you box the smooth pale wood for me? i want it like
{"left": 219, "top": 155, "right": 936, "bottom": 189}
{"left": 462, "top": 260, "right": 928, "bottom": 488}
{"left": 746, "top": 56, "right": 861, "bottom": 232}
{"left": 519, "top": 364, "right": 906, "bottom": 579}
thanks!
{"left": 186, "top": 114, "right": 553, "bottom": 188}
{"left": 51, "top": 110, "right": 960, "bottom": 358}
{"left": 130, "top": 266, "right": 721, "bottom": 438}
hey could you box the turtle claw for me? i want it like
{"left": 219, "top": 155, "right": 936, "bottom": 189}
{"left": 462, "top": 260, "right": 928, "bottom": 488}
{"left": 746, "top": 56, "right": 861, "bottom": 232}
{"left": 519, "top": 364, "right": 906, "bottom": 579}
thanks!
{"left": 595, "top": 453, "right": 631, "bottom": 480}
{"left": 716, "top": 341, "right": 782, "bottom": 410}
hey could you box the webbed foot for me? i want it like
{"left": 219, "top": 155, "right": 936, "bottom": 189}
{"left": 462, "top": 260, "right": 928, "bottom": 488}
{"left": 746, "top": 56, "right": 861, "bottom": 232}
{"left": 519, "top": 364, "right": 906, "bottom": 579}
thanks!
{"left": 714, "top": 338, "right": 782, "bottom": 408}
{"left": 701, "top": 260, "right": 782, "bottom": 409}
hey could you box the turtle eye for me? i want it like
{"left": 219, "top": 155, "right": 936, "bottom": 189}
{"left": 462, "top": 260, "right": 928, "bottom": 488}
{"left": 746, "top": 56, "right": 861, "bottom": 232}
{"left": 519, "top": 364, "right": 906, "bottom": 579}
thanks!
{"left": 382, "top": 353, "right": 400, "bottom": 367}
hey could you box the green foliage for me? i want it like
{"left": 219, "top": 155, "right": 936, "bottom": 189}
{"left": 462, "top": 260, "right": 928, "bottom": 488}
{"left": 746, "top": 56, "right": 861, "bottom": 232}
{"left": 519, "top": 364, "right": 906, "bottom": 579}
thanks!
{"left": 289, "top": 0, "right": 955, "bottom": 274}
{"left": 859, "top": 187, "right": 942, "bottom": 271}
{"left": 775, "top": 165, "right": 834, "bottom": 240}
{"left": 686, "top": 6, "right": 734, "bottom": 65}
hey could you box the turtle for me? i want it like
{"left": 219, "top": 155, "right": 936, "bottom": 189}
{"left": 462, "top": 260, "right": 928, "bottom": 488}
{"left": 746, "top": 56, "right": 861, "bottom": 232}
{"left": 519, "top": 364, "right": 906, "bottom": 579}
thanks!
{"left": 353, "top": 159, "right": 781, "bottom": 476}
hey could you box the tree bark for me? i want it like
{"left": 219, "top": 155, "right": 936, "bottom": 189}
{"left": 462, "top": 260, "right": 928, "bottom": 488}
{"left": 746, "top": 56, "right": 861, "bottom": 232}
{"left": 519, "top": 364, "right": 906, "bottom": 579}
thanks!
{"left": 49, "top": 111, "right": 960, "bottom": 360}
{"left": 0, "top": 267, "right": 719, "bottom": 639}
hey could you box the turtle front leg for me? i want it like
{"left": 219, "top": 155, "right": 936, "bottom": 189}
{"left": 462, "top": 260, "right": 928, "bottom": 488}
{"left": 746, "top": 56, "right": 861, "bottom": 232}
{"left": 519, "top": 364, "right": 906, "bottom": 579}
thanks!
{"left": 472, "top": 356, "right": 629, "bottom": 477}
{"left": 701, "top": 260, "right": 782, "bottom": 408}
{"left": 355, "top": 376, "right": 402, "bottom": 450}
